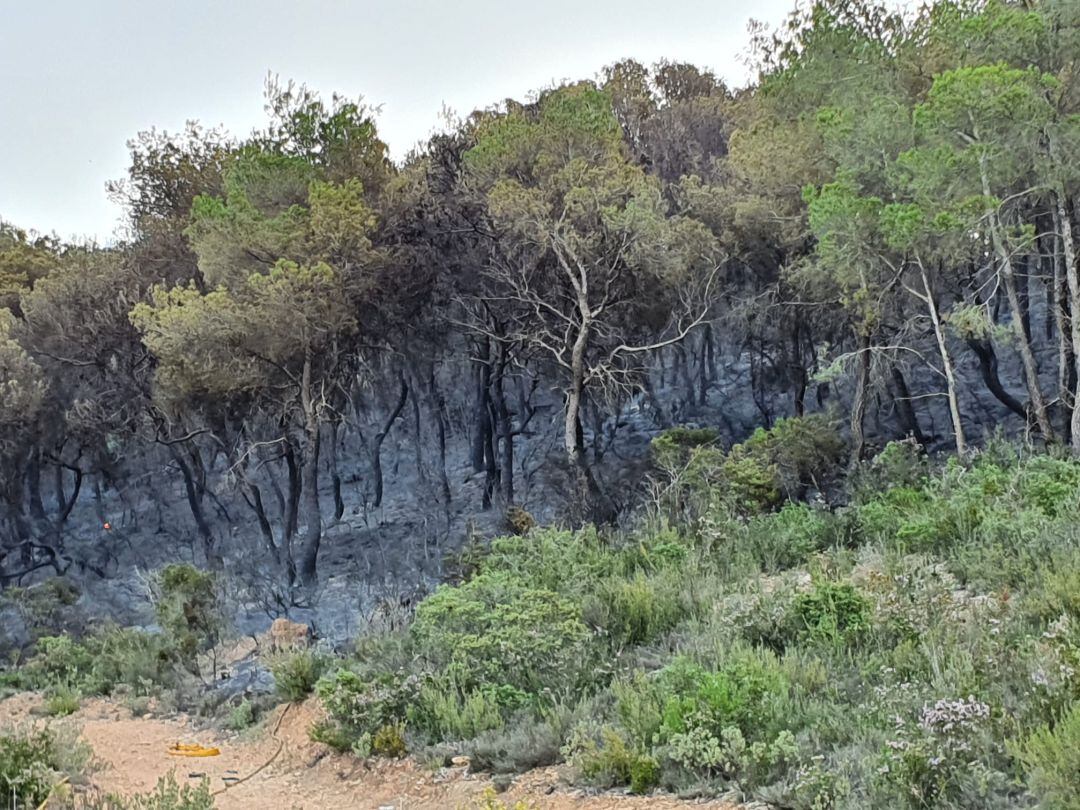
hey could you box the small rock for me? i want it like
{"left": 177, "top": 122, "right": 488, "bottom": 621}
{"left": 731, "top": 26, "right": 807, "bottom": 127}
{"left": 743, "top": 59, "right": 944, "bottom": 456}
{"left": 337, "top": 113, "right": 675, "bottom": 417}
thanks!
{"left": 450, "top": 755, "right": 470, "bottom": 767}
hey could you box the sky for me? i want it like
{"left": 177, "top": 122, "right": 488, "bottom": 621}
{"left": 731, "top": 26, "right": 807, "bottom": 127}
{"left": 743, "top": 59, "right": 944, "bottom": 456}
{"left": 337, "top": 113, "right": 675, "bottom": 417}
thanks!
{"left": 0, "top": 0, "right": 800, "bottom": 243}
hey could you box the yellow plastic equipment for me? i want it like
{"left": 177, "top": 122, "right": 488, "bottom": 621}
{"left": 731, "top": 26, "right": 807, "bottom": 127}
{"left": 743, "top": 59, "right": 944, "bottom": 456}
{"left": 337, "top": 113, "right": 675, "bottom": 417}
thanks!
{"left": 167, "top": 743, "right": 221, "bottom": 757}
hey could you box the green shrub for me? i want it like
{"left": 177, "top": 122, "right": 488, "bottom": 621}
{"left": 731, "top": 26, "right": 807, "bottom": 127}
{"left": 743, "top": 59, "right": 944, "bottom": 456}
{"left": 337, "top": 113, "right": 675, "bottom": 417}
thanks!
{"left": 85, "top": 626, "right": 174, "bottom": 694}
{"left": 43, "top": 685, "right": 80, "bottom": 717}
{"left": 0, "top": 726, "right": 89, "bottom": 809}
{"left": 0, "top": 727, "right": 61, "bottom": 807}
{"left": 1015, "top": 455, "right": 1080, "bottom": 518}
{"left": 96, "top": 773, "right": 214, "bottom": 810}
{"left": 464, "top": 708, "right": 574, "bottom": 774}
{"left": 665, "top": 724, "right": 799, "bottom": 786}
{"left": 1023, "top": 551, "right": 1080, "bottom": 623}
{"left": 743, "top": 503, "right": 834, "bottom": 572}
{"left": 653, "top": 415, "right": 843, "bottom": 519}
{"left": 25, "top": 635, "right": 93, "bottom": 687}
{"left": 309, "top": 720, "right": 354, "bottom": 753}
{"left": 226, "top": 699, "right": 256, "bottom": 731}
{"left": 655, "top": 651, "right": 791, "bottom": 744}
{"left": 586, "top": 568, "right": 691, "bottom": 649}
{"left": 789, "top": 581, "right": 871, "bottom": 645}
{"left": 651, "top": 427, "right": 721, "bottom": 471}
{"left": 849, "top": 439, "right": 928, "bottom": 503}
{"left": 1017, "top": 702, "right": 1080, "bottom": 809}
{"left": 268, "top": 647, "right": 328, "bottom": 702}
{"left": 562, "top": 724, "right": 660, "bottom": 793}
{"left": 650, "top": 427, "right": 725, "bottom": 520}
{"left": 480, "top": 528, "right": 622, "bottom": 595}
{"left": 410, "top": 672, "right": 518, "bottom": 741}
{"left": 720, "top": 448, "right": 782, "bottom": 514}
{"left": 316, "top": 669, "right": 419, "bottom": 739}
{"left": 737, "top": 414, "right": 844, "bottom": 501}
{"left": 152, "top": 564, "right": 223, "bottom": 672}
{"left": 23, "top": 627, "right": 172, "bottom": 696}
{"left": 371, "top": 722, "right": 407, "bottom": 758}
{"left": 411, "top": 571, "right": 593, "bottom": 693}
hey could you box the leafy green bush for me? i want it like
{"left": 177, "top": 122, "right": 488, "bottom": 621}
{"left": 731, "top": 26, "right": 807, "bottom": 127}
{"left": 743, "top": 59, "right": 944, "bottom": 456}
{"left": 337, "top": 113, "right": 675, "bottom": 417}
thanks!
{"left": 849, "top": 439, "right": 928, "bottom": 503}
{"left": 152, "top": 564, "right": 224, "bottom": 673}
{"left": 652, "top": 415, "right": 843, "bottom": 519}
{"left": 0, "top": 726, "right": 90, "bottom": 808}
{"left": 586, "top": 568, "right": 692, "bottom": 649}
{"left": 92, "top": 773, "right": 214, "bottom": 810}
{"left": 411, "top": 571, "right": 593, "bottom": 693}
{"left": 316, "top": 669, "right": 419, "bottom": 743}
{"left": 43, "top": 685, "right": 80, "bottom": 717}
{"left": 479, "top": 528, "right": 624, "bottom": 596}
{"left": 562, "top": 723, "right": 660, "bottom": 793}
{"left": 409, "top": 671, "right": 518, "bottom": 741}
{"left": 0, "top": 727, "right": 61, "bottom": 807}
{"left": 666, "top": 724, "right": 799, "bottom": 787}
{"left": 226, "top": 699, "right": 256, "bottom": 731}
{"left": 651, "top": 427, "right": 720, "bottom": 471}
{"left": 371, "top": 722, "right": 407, "bottom": 758}
{"left": 737, "top": 414, "right": 844, "bottom": 502}
{"left": 23, "top": 626, "right": 172, "bottom": 696}
{"left": 654, "top": 651, "right": 791, "bottom": 744}
{"left": 789, "top": 581, "right": 872, "bottom": 645}
{"left": 1017, "top": 702, "right": 1080, "bottom": 809}
{"left": 743, "top": 503, "right": 835, "bottom": 572}
{"left": 268, "top": 647, "right": 328, "bottom": 702}
{"left": 84, "top": 626, "right": 174, "bottom": 694}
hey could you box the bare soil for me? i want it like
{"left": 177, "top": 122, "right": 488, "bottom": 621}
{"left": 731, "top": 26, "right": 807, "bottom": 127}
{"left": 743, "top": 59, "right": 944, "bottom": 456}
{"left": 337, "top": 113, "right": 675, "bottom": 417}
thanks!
{"left": 0, "top": 693, "right": 740, "bottom": 810}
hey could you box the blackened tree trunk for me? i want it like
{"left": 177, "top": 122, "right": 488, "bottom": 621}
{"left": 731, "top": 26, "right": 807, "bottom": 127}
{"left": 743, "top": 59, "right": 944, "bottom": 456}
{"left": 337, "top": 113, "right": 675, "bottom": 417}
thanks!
{"left": 297, "top": 353, "right": 323, "bottom": 588}
{"left": 849, "top": 329, "right": 871, "bottom": 467}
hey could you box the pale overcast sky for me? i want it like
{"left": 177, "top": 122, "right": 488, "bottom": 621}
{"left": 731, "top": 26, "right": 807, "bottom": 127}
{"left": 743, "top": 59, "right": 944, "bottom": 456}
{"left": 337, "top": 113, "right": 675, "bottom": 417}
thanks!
{"left": 0, "top": 0, "right": 800, "bottom": 243}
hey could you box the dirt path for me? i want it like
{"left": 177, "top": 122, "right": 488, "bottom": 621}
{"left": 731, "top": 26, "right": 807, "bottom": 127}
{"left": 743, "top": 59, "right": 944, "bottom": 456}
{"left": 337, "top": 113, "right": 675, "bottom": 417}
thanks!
{"left": 0, "top": 693, "right": 739, "bottom": 809}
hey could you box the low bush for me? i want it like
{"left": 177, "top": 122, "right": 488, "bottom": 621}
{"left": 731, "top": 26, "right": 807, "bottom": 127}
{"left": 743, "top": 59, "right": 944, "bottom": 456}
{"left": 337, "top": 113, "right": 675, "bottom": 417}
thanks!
{"left": 371, "top": 722, "right": 407, "bottom": 758}
{"left": 90, "top": 773, "right": 214, "bottom": 810}
{"left": 1017, "top": 702, "right": 1080, "bottom": 810}
{"left": 0, "top": 725, "right": 90, "bottom": 809}
{"left": 22, "top": 626, "right": 173, "bottom": 697}
{"left": 43, "top": 685, "right": 80, "bottom": 717}
{"left": 743, "top": 502, "right": 835, "bottom": 573}
{"left": 464, "top": 709, "right": 572, "bottom": 774}
{"left": 651, "top": 415, "right": 842, "bottom": 521}
{"left": 585, "top": 568, "right": 693, "bottom": 649}
{"left": 788, "top": 581, "right": 872, "bottom": 645}
{"left": 315, "top": 669, "right": 419, "bottom": 749}
{"left": 562, "top": 723, "right": 661, "bottom": 794}
{"left": 411, "top": 571, "right": 594, "bottom": 694}
{"left": 152, "top": 564, "right": 224, "bottom": 674}
{"left": 268, "top": 647, "right": 328, "bottom": 702}
{"left": 226, "top": 699, "right": 256, "bottom": 731}
{"left": 410, "top": 672, "right": 517, "bottom": 742}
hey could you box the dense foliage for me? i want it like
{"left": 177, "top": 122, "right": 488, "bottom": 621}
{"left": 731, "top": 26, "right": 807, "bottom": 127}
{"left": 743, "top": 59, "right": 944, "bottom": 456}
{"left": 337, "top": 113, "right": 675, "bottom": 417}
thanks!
{"left": 3, "top": 2, "right": 1080, "bottom": 806}
{"left": 311, "top": 438, "right": 1080, "bottom": 807}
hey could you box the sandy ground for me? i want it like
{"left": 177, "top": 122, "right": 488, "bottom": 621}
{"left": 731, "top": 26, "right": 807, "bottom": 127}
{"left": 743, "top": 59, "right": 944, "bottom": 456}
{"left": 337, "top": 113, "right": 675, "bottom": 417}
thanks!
{"left": 0, "top": 693, "right": 740, "bottom": 810}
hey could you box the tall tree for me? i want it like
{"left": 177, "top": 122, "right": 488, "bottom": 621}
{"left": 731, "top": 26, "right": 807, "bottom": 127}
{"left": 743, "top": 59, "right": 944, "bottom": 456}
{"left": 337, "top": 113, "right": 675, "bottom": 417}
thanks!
{"left": 464, "top": 82, "right": 718, "bottom": 516}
